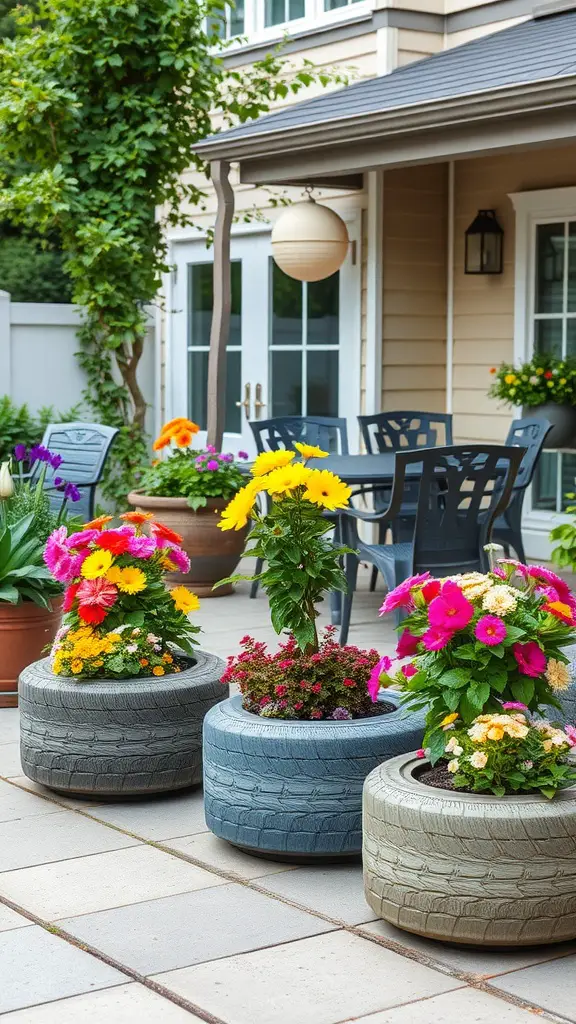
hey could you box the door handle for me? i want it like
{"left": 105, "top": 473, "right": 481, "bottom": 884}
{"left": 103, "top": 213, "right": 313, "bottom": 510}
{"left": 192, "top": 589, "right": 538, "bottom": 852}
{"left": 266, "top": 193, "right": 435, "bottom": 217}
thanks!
{"left": 235, "top": 382, "right": 251, "bottom": 421}
{"left": 254, "top": 383, "right": 266, "bottom": 420}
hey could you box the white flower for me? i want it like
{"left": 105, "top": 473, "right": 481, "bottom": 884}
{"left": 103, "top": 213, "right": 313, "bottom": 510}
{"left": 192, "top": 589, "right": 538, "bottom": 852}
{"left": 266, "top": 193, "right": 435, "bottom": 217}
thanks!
{"left": 445, "top": 736, "right": 458, "bottom": 753}
{"left": 147, "top": 633, "right": 161, "bottom": 644}
{"left": 529, "top": 375, "right": 539, "bottom": 384}
{"left": 447, "top": 758, "right": 460, "bottom": 773}
{"left": 126, "top": 644, "right": 138, "bottom": 653}
{"left": 452, "top": 744, "right": 464, "bottom": 756}
{"left": 545, "top": 658, "right": 571, "bottom": 692}
{"left": 0, "top": 462, "right": 14, "bottom": 499}
{"left": 482, "top": 586, "right": 517, "bottom": 616}
{"left": 521, "top": 760, "right": 534, "bottom": 771}
{"left": 469, "top": 751, "right": 488, "bottom": 769}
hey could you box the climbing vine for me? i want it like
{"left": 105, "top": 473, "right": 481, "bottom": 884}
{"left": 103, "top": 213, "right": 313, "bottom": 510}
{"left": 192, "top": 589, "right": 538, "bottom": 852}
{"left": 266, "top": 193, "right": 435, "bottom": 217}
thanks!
{"left": 0, "top": 0, "right": 347, "bottom": 506}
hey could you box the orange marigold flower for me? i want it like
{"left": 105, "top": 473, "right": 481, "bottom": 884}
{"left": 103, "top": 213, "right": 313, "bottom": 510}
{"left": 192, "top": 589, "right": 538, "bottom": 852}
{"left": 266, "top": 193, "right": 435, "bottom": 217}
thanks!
{"left": 140, "top": 658, "right": 149, "bottom": 667}
{"left": 152, "top": 665, "right": 165, "bottom": 676}
{"left": 120, "top": 511, "right": 154, "bottom": 525}
{"left": 152, "top": 434, "right": 172, "bottom": 452}
{"left": 173, "top": 428, "right": 194, "bottom": 448}
{"left": 162, "top": 653, "right": 174, "bottom": 664}
{"left": 83, "top": 515, "right": 113, "bottom": 531}
{"left": 152, "top": 521, "right": 183, "bottom": 545}
{"left": 489, "top": 367, "right": 497, "bottom": 374}
{"left": 544, "top": 600, "right": 574, "bottom": 625}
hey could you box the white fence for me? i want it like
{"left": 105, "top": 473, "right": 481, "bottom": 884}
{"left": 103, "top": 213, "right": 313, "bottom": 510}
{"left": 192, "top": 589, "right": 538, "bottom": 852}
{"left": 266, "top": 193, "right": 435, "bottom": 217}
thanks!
{"left": 0, "top": 292, "right": 156, "bottom": 434}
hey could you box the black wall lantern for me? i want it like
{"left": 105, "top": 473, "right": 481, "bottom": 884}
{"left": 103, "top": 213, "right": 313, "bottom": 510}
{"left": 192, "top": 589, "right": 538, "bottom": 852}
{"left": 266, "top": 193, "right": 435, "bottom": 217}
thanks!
{"left": 464, "top": 209, "right": 503, "bottom": 274}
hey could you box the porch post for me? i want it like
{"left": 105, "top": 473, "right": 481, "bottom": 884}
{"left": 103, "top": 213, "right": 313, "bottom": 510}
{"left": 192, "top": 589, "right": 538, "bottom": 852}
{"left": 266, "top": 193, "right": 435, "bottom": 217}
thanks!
{"left": 206, "top": 159, "right": 234, "bottom": 450}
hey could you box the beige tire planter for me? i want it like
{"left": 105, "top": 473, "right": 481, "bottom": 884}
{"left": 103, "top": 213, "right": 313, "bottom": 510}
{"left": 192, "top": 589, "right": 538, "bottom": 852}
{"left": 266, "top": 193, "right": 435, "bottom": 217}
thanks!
{"left": 19, "top": 650, "right": 227, "bottom": 797}
{"left": 127, "top": 492, "right": 248, "bottom": 596}
{"left": 363, "top": 752, "right": 576, "bottom": 947}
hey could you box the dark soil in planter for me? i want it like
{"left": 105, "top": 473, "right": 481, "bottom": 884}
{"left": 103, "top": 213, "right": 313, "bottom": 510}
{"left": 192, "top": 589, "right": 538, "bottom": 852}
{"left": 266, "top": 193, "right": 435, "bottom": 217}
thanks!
{"left": 418, "top": 763, "right": 457, "bottom": 791}
{"left": 243, "top": 699, "right": 396, "bottom": 720}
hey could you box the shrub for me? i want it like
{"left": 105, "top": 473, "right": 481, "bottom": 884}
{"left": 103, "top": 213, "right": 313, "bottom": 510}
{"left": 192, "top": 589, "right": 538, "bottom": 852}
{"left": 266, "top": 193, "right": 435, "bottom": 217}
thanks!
{"left": 0, "top": 396, "right": 81, "bottom": 464}
{"left": 0, "top": 235, "right": 72, "bottom": 302}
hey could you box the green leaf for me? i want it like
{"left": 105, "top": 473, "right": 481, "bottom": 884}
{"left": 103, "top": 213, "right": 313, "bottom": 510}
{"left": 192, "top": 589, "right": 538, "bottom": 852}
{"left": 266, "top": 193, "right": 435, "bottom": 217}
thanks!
{"left": 438, "top": 668, "right": 472, "bottom": 689}
{"left": 427, "top": 729, "right": 448, "bottom": 765}
{"left": 467, "top": 679, "right": 491, "bottom": 711}
{"left": 186, "top": 495, "right": 207, "bottom": 511}
{"left": 511, "top": 678, "right": 535, "bottom": 704}
{"left": 0, "top": 583, "right": 19, "bottom": 603}
{"left": 124, "top": 611, "right": 145, "bottom": 627}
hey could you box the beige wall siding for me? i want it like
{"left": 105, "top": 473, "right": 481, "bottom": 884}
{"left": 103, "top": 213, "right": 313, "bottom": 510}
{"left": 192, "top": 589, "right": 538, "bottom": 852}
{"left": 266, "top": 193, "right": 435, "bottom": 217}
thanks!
{"left": 452, "top": 144, "right": 576, "bottom": 445}
{"left": 397, "top": 28, "right": 443, "bottom": 66}
{"left": 381, "top": 164, "right": 448, "bottom": 414}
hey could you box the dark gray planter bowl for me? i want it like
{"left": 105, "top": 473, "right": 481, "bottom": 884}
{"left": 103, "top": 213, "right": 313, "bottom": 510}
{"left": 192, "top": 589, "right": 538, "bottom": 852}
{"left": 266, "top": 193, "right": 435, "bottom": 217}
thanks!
{"left": 203, "top": 693, "right": 425, "bottom": 861}
{"left": 19, "top": 651, "right": 227, "bottom": 797}
{"left": 523, "top": 402, "right": 576, "bottom": 449}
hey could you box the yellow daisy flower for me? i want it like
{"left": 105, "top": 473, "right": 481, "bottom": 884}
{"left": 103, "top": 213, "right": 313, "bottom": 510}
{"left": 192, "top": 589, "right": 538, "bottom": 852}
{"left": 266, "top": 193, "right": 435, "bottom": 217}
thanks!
{"left": 170, "top": 586, "right": 201, "bottom": 614}
{"left": 110, "top": 567, "right": 147, "bottom": 594}
{"left": 251, "top": 449, "right": 295, "bottom": 477}
{"left": 302, "top": 469, "right": 351, "bottom": 511}
{"left": 264, "top": 462, "right": 311, "bottom": 496}
{"left": 293, "top": 442, "right": 329, "bottom": 460}
{"left": 81, "top": 549, "right": 114, "bottom": 580}
{"left": 152, "top": 665, "right": 165, "bottom": 676}
{"left": 218, "top": 482, "right": 260, "bottom": 532}
{"left": 70, "top": 659, "right": 84, "bottom": 675}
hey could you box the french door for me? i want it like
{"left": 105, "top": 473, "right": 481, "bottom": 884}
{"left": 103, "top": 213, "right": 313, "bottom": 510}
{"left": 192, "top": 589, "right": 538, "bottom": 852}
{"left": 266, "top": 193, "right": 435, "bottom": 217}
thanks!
{"left": 170, "top": 224, "right": 360, "bottom": 457}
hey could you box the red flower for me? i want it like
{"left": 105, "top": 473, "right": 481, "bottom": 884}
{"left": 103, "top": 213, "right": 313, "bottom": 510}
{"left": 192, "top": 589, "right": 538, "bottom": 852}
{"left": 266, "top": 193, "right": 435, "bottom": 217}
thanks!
{"left": 310, "top": 709, "right": 323, "bottom": 719}
{"left": 543, "top": 600, "right": 574, "bottom": 625}
{"left": 78, "top": 605, "right": 107, "bottom": 625}
{"left": 63, "top": 583, "right": 79, "bottom": 612}
{"left": 76, "top": 576, "right": 118, "bottom": 609}
{"left": 342, "top": 678, "right": 356, "bottom": 688}
{"left": 544, "top": 370, "right": 553, "bottom": 379}
{"left": 311, "top": 683, "right": 322, "bottom": 693}
{"left": 293, "top": 701, "right": 304, "bottom": 710}
{"left": 396, "top": 629, "right": 420, "bottom": 658}
{"left": 96, "top": 530, "right": 130, "bottom": 556}
{"left": 275, "top": 684, "right": 288, "bottom": 696}
{"left": 151, "top": 521, "right": 183, "bottom": 546}
{"left": 421, "top": 579, "right": 441, "bottom": 603}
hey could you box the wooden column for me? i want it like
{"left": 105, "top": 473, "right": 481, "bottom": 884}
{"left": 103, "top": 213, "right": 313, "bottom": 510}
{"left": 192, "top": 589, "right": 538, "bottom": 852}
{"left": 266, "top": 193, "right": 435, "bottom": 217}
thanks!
{"left": 206, "top": 160, "right": 234, "bottom": 451}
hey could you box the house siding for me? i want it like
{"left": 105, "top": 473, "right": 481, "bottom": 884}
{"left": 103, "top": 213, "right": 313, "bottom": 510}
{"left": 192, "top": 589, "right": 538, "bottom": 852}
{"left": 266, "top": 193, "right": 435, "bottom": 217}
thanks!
{"left": 397, "top": 28, "right": 444, "bottom": 67}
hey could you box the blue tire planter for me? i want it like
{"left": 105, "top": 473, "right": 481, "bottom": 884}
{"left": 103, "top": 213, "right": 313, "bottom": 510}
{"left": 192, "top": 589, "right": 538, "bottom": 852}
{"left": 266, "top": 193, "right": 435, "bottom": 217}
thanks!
{"left": 559, "top": 643, "right": 576, "bottom": 726}
{"left": 202, "top": 693, "right": 425, "bottom": 860}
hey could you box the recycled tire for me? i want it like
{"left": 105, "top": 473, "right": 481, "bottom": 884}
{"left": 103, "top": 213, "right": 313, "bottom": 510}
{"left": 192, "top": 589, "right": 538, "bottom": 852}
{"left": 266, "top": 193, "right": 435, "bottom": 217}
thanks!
{"left": 559, "top": 642, "right": 576, "bottom": 725}
{"left": 363, "top": 752, "right": 576, "bottom": 946}
{"left": 203, "top": 694, "right": 425, "bottom": 860}
{"left": 19, "top": 652, "right": 227, "bottom": 797}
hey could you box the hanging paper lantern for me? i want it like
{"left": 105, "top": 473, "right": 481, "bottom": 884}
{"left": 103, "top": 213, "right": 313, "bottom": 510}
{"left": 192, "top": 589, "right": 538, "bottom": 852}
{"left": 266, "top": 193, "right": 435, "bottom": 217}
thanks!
{"left": 271, "top": 198, "right": 349, "bottom": 282}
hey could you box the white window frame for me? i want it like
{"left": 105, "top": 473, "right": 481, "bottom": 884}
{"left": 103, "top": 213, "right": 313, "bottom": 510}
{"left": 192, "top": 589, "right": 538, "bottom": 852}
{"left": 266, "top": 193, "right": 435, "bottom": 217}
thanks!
{"left": 510, "top": 186, "right": 576, "bottom": 556}
{"left": 225, "top": 0, "right": 373, "bottom": 47}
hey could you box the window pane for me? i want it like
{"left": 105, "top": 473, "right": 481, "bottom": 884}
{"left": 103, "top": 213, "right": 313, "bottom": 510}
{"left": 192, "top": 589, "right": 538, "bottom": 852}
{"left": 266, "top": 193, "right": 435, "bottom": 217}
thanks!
{"left": 324, "top": 0, "right": 348, "bottom": 7}
{"left": 188, "top": 350, "right": 241, "bottom": 434}
{"left": 307, "top": 272, "right": 339, "bottom": 345}
{"left": 568, "top": 223, "right": 576, "bottom": 312}
{"left": 289, "top": 0, "right": 305, "bottom": 16}
{"left": 230, "top": 0, "right": 244, "bottom": 35}
{"left": 532, "top": 451, "right": 558, "bottom": 511}
{"left": 271, "top": 351, "right": 302, "bottom": 416}
{"left": 264, "top": 0, "right": 285, "bottom": 25}
{"left": 535, "top": 223, "right": 565, "bottom": 314}
{"left": 189, "top": 261, "right": 241, "bottom": 347}
{"left": 567, "top": 319, "right": 576, "bottom": 357}
{"left": 307, "top": 350, "right": 339, "bottom": 416}
{"left": 534, "top": 319, "right": 562, "bottom": 358}
{"left": 271, "top": 262, "right": 302, "bottom": 345}
{"left": 561, "top": 453, "right": 576, "bottom": 511}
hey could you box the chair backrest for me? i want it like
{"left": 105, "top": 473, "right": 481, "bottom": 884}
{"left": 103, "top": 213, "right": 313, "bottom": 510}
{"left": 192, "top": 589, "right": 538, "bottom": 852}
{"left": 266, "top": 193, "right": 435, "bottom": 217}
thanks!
{"left": 34, "top": 421, "right": 118, "bottom": 520}
{"left": 504, "top": 417, "right": 552, "bottom": 490}
{"left": 250, "top": 416, "right": 349, "bottom": 455}
{"left": 358, "top": 411, "right": 453, "bottom": 454}
{"left": 386, "top": 445, "right": 523, "bottom": 576}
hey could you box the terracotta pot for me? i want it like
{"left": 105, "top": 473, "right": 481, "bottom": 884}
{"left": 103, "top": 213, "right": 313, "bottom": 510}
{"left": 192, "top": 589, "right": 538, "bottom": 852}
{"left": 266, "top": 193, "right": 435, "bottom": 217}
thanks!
{"left": 0, "top": 598, "right": 63, "bottom": 708}
{"left": 127, "top": 492, "right": 248, "bottom": 597}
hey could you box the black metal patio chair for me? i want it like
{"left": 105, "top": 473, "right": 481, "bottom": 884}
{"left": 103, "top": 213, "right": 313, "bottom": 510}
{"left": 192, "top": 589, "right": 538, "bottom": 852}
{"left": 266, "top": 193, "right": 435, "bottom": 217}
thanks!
{"left": 337, "top": 443, "right": 523, "bottom": 645}
{"left": 357, "top": 411, "right": 454, "bottom": 591}
{"left": 31, "top": 421, "right": 118, "bottom": 520}
{"left": 492, "top": 416, "right": 552, "bottom": 563}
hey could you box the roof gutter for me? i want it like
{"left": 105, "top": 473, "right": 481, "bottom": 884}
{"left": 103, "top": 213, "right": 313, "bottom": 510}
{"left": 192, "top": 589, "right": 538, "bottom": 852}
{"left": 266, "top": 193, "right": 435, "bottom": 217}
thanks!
{"left": 192, "top": 74, "right": 576, "bottom": 162}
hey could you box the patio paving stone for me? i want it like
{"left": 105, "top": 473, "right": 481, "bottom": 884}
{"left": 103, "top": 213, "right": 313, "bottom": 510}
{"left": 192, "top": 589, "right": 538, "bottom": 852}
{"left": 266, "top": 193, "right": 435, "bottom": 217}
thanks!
{"left": 155, "top": 929, "right": 464, "bottom": 1024}
{"left": 0, "top": 742, "right": 23, "bottom": 777}
{"left": 0, "top": 779, "right": 62, "bottom": 824}
{"left": 0, "top": 810, "right": 138, "bottom": 872}
{"left": 0, "top": 707, "right": 19, "bottom": 743}
{"left": 361, "top": 920, "right": 576, "bottom": 978}
{"left": 355, "top": 987, "right": 553, "bottom": 1023}
{"left": 165, "top": 831, "right": 297, "bottom": 879}
{"left": 489, "top": 954, "right": 576, "bottom": 1019}
{"left": 0, "top": 925, "right": 124, "bottom": 1014}
{"left": 257, "top": 864, "right": 378, "bottom": 925}
{"left": 0, "top": 845, "right": 226, "bottom": 920}
{"left": 0, "top": 905, "right": 33, "bottom": 932}
{"left": 86, "top": 787, "right": 208, "bottom": 841}
{"left": 10, "top": 776, "right": 101, "bottom": 809}
{"left": 58, "top": 882, "right": 338, "bottom": 975}
{"left": 0, "top": 982, "right": 205, "bottom": 1022}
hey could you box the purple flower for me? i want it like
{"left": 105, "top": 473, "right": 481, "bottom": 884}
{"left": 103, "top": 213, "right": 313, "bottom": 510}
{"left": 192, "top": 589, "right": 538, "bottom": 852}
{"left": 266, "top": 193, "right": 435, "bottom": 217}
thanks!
{"left": 127, "top": 534, "right": 156, "bottom": 558}
{"left": 167, "top": 545, "right": 191, "bottom": 574}
{"left": 206, "top": 460, "right": 219, "bottom": 471}
{"left": 330, "top": 707, "right": 352, "bottom": 720}
{"left": 64, "top": 482, "right": 81, "bottom": 503}
{"left": 13, "top": 444, "right": 27, "bottom": 461}
{"left": 219, "top": 453, "right": 234, "bottom": 463}
{"left": 50, "top": 453, "right": 63, "bottom": 470}
{"left": 501, "top": 701, "right": 528, "bottom": 711}
{"left": 238, "top": 451, "right": 249, "bottom": 460}
{"left": 196, "top": 454, "right": 207, "bottom": 463}
{"left": 206, "top": 444, "right": 216, "bottom": 453}
{"left": 54, "top": 477, "right": 63, "bottom": 488}
{"left": 29, "top": 445, "right": 50, "bottom": 464}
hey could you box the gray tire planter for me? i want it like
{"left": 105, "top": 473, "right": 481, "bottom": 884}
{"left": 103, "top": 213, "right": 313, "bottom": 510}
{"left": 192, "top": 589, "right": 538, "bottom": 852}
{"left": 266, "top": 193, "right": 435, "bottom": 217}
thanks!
{"left": 203, "top": 693, "right": 425, "bottom": 860}
{"left": 19, "top": 651, "right": 226, "bottom": 797}
{"left": 363, "top": 752, "right": 576, "bottom": 947}
{"left": 523, "top": 402, "right": 576, "bottom": 449}
{"left": 558, "top": 642, "right": 576, "bottom": 726}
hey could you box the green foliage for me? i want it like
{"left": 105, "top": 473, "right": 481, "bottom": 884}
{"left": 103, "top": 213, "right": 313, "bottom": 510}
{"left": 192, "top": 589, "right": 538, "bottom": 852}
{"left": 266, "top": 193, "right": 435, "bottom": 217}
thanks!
{"left": 442, "top": 714, "right": 576, "bottom": 799}
{"left": 140, "top": 447, "right": 247, "bottom": 509}
{"left": 550, "top": 496, "right": 576, "bottom": 571}
{"left": 0, "top": 0, "right": 38, "bottom": 38}
{"left": 0, "top": 396, "right": 81, "bottom": 463}
{"left": 0, "top": 0, "right": 347, "bottom": 508}
{"left": 0, "top": 511, "right": 60, "bottom": 606}
{"left": 489, "top": 354, "right": 576, "bottom": 407}
{"left": 0, "top": 233, "right": 72, "bottom": 301}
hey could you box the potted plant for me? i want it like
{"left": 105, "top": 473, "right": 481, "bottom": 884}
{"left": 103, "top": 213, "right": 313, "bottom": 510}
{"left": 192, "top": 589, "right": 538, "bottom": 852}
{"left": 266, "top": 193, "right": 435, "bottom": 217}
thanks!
{"left": 0, "top": 445, "right": 81, "bottom": 707}
{"left": 489, "top": 355, "right": 576, "bottom": 447}
{"left": 127, "top": 417, "right": 250, "bottom": 596}
{"left": 362, "top": 559, "right": 576, "bottom": 946}
{"left": 202, "top": 443, "right": 425, "bottom": 860}
{"left": 19, "top": 511, "right": 226, "bottom": 796}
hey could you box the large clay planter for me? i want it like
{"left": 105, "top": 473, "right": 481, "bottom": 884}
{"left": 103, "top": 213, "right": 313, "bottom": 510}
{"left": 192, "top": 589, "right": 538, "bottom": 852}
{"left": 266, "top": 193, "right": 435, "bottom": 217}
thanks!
{"left": 523, "top": 402, "right": 576, "bottom": 449}
{"left": 0, "top": 599, "right": 62, "bottom": 708}
{"left": 203, "top": 694, "right": 425, "bottom": 861}
{"left": 127, "top": 492, "right": 248, "bottom": 597}
{"left": 363, "top": 752, "right": 576, "bottom": 946}
{"left": 19, "top": 650, "right": 227, "bottom": 796}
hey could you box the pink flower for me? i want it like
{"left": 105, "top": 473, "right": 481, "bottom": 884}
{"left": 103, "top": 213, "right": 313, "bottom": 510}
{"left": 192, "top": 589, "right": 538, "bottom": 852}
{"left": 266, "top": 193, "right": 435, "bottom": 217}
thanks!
{"left": 501, "top": 701, "right": 528, "bottom": 710}
{"left": 293, "top": 701, "right": 304, "bottom": 711}
{"left": 474, "top": 615, "right": 507, "bottom": 646}
{"left": 428, "top": 581, "right": 474, "bottom": 632}
{"left": 402, "top": 663, "right": 418, "bottom": 678}
{"left": 127, "top": 534, "right": 157, "bottom": 558}
{"left": 565, "top": 724, "right": 576, "bottom": 747}
{"left": 513, "top": 641, "right": 547, "bottom": 678}
{"left": 275, "top": 684, "right": 288, "bottom": 696}
{"left": 416, "top": 748, "right": 426, "bottom": 759}
{"left": 379, "top": 573, "right": 431, "bottom": 615}
{"left": 311, "top": 709, "right": 323, "bottom": 719}
{"left": 206, "top": 460, "right": 219, "bottom": 471}
{"left": 396, "top": 629, "right": 420, "bottom": 658}
{"left": 527, "top": 565, "right": 573, "bottom": 603}
{"left": 76, "top": 576, "right": 118, "bottom": 609}
{"left": 44, "top": 527, "right": 84, "bottom": 583}
{"left": 492, "top": 566, "right": 507, "bottom": 580}
{"left": 421, "top": 627, "right": 455, "bottom": 651}
{"left": 66, "top": 529, "right": 99, "bottom": 549}
{"left": 165, "top": 545, "right": 191, "bottom": 574}
{"left": 367, "top": 655, "right": 392, "bottom": 701}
